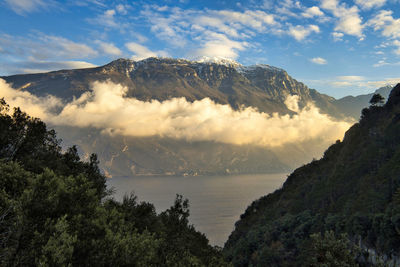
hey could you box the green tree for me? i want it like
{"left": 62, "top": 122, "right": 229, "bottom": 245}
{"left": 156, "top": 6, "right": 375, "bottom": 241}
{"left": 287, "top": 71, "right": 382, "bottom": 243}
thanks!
{"left": 369, "top": 93, "right": 385, "bottom": 106}
{"left": 306, "top": 231, "right": 360, "bottom": 267}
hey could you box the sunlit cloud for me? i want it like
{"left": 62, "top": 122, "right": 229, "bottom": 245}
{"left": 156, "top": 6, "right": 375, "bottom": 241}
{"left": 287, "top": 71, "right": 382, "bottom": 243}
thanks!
{"left": 310, "top": 57, "right": 327, "bottom": 64}
{"left": 332, "top": 31, "right": 344, "bottom": 41}
{"left": 288, "top": 24, "right": 320, "bottom": 41}
{"left": 125, "top": 42, "right": 169, "bottom": 60}
{"left": 320, "top": 0, "right": 365, "bottom": 38}
{"left": 368, "top": 10, "right": 400, "bottom": 39}
{"left": 302, "top": 6, "right": 324, "bottom": 18}
{"left": 95, "top": 40, "right": 122, "bottom": 57}
{"left": 0, "top": 79, "right": 351, "bottom": 148}
{"left": 337, "top": 75, "right": 365, "bottom": 81}
{"left": 355, "top": 0, "right": 386, "bottom": 9}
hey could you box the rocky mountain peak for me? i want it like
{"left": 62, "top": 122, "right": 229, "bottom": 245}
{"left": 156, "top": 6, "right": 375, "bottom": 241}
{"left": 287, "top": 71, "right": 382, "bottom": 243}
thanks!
{"left": 193, "top": 56, "right": 242, "bottom": 68}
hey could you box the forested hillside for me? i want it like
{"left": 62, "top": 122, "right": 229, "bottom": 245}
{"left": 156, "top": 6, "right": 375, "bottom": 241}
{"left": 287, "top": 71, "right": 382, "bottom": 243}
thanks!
{"left": 0, "top": 99, "right": 229, "bottom": 266}
{"left": 224, "top": 85, "right": 400, "bottom": 266}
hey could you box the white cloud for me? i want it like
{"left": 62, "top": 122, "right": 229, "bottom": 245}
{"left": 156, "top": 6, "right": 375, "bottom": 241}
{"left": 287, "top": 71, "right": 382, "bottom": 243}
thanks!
{"left": 320, "top": 0, "right": 365, "bottom": 38}
{"left": 332, "top": 31, "right": 344, "bottom": 41}
{"left": 0, "top": 33, "right": 98, "bottom": 75}
{"left": 330, "top": 76, "right": 366, "bottom": 87}
{"left": 275, "top": 0, "right": 302, "bottom": 18}
{"left": 360, "top": 78, "right": 400, "bottom": 88}
{"left": 88, "top": 9, "right": 119, "bottom": 28}
{"left": 0, "top": 79, "right": 63, "bottom": 120}
{"left": 0, "top": 60, "right": 97, "bottom": 75}
{"left": 195, "top": 16, "right": 240, "bottom": 38}
{"left": 373, "top": 59, "right": 389, "bottom": 67}
{"left": 393, "top": 40, "right": 400, "bottom": 55}
{"left": 337, "top": 75, "right": 365, "bottom": 81}
{"left": 214, "top": 10, "right": 278, "bottom": 30}
{"left": 0, "top": 33, "right": 98, "bottom": 61}
{"left": 368, "top": 11, "right": 400, "bottom": 55}
{"left": 288, "top": 25, "right": 320, "bottom": 41}
{"left": 125, "top": 42, "right": 168, "bottom": 60}
{"left": 355, "top": 0, "right": 386, "bottom": 9}
{"left": 38, "top": 35, "right": 98, "bottom": 59}
{"left": 95, "top": 41, "right": 122, "bottom": 57}
{"left": 192, "top": 31, "right": 247, "bottom": 59}
{"left": 142, "top": 4, "right": 332, "bottom": 60}
{"left": 116, "top": 4, "right": 128, "bottom": 15}
{"left": 0, "top": 79, "right": 351, "bottom": 148}
{"left": 302, "top": 6, "right": 324, "bottom": 18}
{"left": 4, "top": 0, "right": 51, "bottom": 15}
{"left": 331, "top": 81, "right": 352, "bottom": 87}
{"left": 368, "top": 10, "right": 400, "bottom": 39}
{"left": 310, "top": 57, "right": 327, "bottom": 64}
{"left": 142, "top": 6, "right": 280, "bottom": 58}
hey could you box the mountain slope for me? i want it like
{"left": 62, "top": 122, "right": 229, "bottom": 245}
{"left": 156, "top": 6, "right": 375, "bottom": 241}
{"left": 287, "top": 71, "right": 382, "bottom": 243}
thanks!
{"left": 1, "top": 57, "right": 339, "bottom": 116}
{"left": 334, "top": 85, "right": 393, "bottom": 119}
{"left": 224, "top": 84, "right": 400, "bottom": 266}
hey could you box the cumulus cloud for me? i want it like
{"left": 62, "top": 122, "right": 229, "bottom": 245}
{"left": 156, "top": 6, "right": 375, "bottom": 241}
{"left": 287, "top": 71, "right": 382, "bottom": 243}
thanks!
{"left": 320, "top": 0, "right": 365, "bottom": 38}
{"left": 302, "top": 6, "right": 324, "bottom": 18}
{"left": 332, "top": 31, "right": 344, "bottom": 41}
{"left": 0, "top": 79, "right": 63, "bottom": 120}
{"left": 125, "top": 42, "right": 169, "bottom": 60}
{"left": 288, "top": 24, "right": 320, "bottom": 41}
{"left": 368, "top": 10, "right": 400, "bottom": 39}
{"left": 192, "top": 31, "right": 247, "bottom": 59}
{"left": 0, "top": 79, "right": 351, "bottom": 148}
{"left": 310, "top": 57, "right": 327, "bottom": 64}
{"left": 355, "top": 0, "right": 386, "bottom": 9}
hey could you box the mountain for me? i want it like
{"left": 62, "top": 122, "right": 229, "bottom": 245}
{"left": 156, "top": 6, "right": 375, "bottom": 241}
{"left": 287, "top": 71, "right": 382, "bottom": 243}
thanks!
{"left": 224, "top": 84, "right": 400, "bottom": 266}
{"left": 0, "top": 57, "right": 380, "bottom": 176}
{"left": 334, "top": 85, "right": 393, "bottom": 120}
{"left": 1, "top": 57, "right": 339, "bottom": 116}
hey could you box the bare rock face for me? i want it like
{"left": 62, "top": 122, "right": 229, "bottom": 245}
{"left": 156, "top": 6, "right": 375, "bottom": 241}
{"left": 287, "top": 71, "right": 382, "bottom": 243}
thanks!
{"left": 1, "top": 57, "right": 340, "bottom": 116}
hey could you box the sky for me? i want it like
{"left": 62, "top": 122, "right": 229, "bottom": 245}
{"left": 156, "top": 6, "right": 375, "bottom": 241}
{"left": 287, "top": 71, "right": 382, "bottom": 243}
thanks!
{"left": 0, "top": 0, "right": 400, "bottom": 98}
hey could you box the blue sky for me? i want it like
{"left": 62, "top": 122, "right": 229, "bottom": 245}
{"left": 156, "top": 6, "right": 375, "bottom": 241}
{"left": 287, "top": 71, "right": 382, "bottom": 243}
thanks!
{"left": 0, "top": 0, "right": 399, "bottom": 98}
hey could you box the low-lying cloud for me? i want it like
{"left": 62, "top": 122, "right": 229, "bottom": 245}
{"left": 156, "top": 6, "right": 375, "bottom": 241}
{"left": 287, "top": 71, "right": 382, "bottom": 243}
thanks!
{"left": 0, "top": 79, "right": 352, "bottom": 147}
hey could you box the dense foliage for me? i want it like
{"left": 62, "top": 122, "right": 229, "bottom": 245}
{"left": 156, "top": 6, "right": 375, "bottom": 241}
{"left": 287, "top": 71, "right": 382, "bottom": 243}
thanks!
{"left": 224, "top": 85, "right": 400, "bottom": 266}
{"left": 0, "top": 99, "right": 229, "bottom": 266}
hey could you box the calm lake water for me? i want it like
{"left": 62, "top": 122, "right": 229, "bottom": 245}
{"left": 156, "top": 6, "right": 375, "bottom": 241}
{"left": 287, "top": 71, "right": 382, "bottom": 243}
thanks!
{"left": 106, "top": 173, "right": 288, "bottom": 246}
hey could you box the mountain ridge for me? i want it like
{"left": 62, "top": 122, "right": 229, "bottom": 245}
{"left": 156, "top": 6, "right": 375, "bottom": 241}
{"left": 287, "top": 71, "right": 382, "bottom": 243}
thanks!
{"left": 0, "top": 57, "right": 340, "bottom": 116}
{"left": 224, "top": 83, "right": 400, "bottom": 266}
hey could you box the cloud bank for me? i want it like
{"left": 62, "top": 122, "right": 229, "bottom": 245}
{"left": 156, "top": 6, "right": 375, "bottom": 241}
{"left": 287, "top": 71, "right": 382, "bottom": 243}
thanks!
{"left": 0, "top": 79, "right": 351, "bottom": 147}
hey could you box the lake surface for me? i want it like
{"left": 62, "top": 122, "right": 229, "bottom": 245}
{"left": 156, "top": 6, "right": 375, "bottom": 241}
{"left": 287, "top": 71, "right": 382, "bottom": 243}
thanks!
{"left": 106, "top": 173, "right": 288, "bottom": 246}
